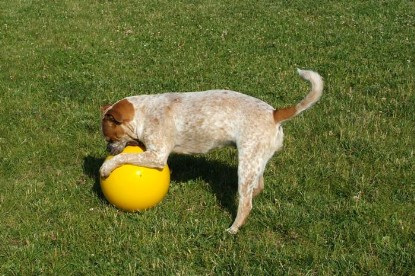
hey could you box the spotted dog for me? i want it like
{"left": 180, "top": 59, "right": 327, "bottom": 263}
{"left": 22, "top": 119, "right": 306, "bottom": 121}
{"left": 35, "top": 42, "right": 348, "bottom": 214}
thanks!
{"left": 100, "top": 69, "right": 323, "bottom": 234}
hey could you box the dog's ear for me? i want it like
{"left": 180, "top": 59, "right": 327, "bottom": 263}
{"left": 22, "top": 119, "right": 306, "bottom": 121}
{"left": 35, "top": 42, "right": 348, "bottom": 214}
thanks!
{"left": 101, "top": 105, "right": 123, "bottom": 125}
{"left": 101, "top": 99, "right": 134, "bottom": 125}
{"left": 104, "top": 109, "right": 124, "bottom": 125}
{"left": 101, "top": 105, "right": 112, "bottom": 115}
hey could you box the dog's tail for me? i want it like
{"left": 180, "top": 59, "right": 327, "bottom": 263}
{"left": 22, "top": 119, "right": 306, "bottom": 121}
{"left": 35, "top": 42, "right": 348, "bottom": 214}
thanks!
{"left": 273, "top": 69, "right": 323, "bottom": 123}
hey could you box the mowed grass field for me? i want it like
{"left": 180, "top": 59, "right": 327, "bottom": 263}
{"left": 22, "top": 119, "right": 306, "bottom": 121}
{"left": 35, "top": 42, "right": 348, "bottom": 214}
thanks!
{"left": 1, "top": 0, "right": 414, "bottom": 274}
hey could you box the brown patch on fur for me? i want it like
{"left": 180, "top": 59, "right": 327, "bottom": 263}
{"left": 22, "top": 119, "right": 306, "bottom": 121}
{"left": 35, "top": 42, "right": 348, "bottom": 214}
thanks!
{"left": 102, "top": 123, "right": 123, "bottom": 141}
{"left": 106, "top": 99, "right": 135, "bottom": 123}
{"left": 273, "top": 106, "right": 297, "bottom": 123}
{"left": 100, "top": 105, "right": 112, "bottom": 115}
{"left": 102, "top": 99, "right": 135, "bottom": 141}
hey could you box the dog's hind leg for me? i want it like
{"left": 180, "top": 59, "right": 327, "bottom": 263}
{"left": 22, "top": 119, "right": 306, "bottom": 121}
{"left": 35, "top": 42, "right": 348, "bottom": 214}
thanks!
{"left": 226, "top": 154, "right": 266, "bottom": 234}
{"left": 253, "top": 175, "right": 264, "bottom": 198}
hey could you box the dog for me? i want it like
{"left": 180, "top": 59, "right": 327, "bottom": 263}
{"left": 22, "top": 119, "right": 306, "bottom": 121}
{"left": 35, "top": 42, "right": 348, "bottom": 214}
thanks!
{"left": 100, "top": 69, "right": 323, "bottom": 234}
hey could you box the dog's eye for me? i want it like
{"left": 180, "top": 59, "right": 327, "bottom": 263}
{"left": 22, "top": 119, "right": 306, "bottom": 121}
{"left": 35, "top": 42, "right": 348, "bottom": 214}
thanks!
{"left": 105, "top": 114, "right": 122, "bottom": 125}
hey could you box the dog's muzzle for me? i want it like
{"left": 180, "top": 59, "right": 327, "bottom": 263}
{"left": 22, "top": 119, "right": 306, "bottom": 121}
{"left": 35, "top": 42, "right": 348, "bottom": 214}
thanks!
{"left": 106, "top": 142, "right": 124, "bottom": 155}
{"left": 106, "top": 140, "right": 142, "bottom": 155}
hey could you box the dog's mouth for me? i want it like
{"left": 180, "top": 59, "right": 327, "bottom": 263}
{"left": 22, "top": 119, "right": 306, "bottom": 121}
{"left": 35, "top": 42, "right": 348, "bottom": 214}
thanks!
{"left": 106, "top": 142, "right": 125, "bottom": 155}
{"left": 106, "top": 139, "right": 144, "bottom": 155}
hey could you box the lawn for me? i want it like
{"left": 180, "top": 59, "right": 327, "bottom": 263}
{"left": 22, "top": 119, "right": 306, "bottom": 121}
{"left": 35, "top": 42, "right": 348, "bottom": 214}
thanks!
{"left": 1, "top": 0, "right": 414, "bottom": 274}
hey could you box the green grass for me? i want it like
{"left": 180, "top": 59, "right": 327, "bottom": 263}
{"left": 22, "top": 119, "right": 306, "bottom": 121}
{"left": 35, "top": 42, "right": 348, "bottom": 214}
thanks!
{"left": 1, "top": 0, "right": 414, "bottom": 274}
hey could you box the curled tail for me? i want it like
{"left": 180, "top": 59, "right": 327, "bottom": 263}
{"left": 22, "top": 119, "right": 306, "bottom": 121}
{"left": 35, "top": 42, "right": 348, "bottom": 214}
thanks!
{"left": 273, "top": 69, "right": 323, "bottom": 123}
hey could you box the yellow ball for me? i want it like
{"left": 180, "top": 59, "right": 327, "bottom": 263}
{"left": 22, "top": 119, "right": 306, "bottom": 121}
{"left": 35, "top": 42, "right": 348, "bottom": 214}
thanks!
{"left": 100, "top": 146, "right": 170, "bottom": 212}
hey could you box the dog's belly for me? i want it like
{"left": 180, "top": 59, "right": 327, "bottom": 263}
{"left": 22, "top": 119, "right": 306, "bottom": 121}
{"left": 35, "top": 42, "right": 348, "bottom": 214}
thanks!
{"left": 172, "top": 139, "right": 235, "bottom": 154}
{"left": 172, "top": 126, "right": 236, "bottom": 154}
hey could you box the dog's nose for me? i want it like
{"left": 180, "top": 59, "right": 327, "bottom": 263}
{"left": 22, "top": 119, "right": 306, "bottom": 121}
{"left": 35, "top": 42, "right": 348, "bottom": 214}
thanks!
{"left": 106, "top": 143, "right": 114, "bottom": 153}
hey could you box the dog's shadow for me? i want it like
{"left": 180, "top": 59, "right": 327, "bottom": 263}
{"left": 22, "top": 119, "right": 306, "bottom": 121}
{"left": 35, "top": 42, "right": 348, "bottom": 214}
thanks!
{"left": 83, "top": 155, "right": 106, "bottom": 201}
{"left": 82, "top": 153, "right": 238, "bottom": 216}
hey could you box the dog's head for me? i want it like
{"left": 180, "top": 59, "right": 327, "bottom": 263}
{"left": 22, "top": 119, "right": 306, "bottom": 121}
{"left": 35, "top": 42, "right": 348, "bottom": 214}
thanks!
{"left": 101, "top": 99, "right": 137, "bottom": 155}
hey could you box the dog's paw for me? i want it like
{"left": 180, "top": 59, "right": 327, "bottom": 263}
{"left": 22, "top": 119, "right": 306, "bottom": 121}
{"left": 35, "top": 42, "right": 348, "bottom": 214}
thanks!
{"left": 225, "top": 226, "right": 239, "bottom": 235}
{"left": 100, "top": 160, "right": 116, "bottom": 178}
{"left": 99, "top": 165, "right": 110, "bottom": 179}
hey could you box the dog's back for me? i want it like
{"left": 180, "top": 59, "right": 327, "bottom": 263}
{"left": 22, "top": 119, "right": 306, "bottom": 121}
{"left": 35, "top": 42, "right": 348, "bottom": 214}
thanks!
{"left": 128, "top": 90, "right": 276, "bottom": 154}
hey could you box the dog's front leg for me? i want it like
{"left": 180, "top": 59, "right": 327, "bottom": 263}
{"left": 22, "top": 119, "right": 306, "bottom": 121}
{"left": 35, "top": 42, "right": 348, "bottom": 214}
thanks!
{"left": 100, "top": 150, "right": 169, "bottom": 178}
